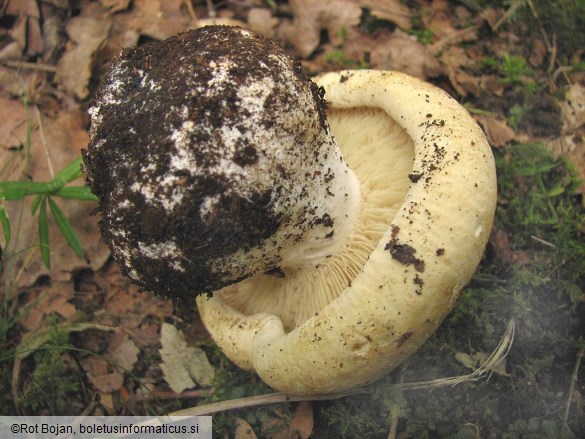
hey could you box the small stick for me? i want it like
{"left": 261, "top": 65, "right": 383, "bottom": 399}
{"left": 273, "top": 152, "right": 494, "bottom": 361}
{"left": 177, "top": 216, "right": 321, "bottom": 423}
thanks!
{"left": 563, "top": 347, "right": 584, "bottom": 432}
{"left": 169, "top": 389, "right": 366, "bottom": 416}
{"left": 1, "top": 60, "right": 57, "bottom": 73}
{"left": 531, "top": 235, "right": 555, "bottom": 248}
{"left": 387, "top": 369, "right": 405, "bottom": 439}
{"left": 492, "top": 0, "right": 524, "bottom": 31}
{"left": 135, "top": 388, "right": 213, "bottom": 402}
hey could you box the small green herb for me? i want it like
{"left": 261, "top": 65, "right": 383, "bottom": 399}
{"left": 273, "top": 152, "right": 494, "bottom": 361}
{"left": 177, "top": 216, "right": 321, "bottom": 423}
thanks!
{"left": 0, "top": 156, "right": 96, "bottom": 268}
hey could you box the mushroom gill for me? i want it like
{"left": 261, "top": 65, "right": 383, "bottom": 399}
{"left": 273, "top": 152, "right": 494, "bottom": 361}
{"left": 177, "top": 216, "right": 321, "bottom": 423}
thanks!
{"left": 218, "top": 108, "right": 415, "bottom": 332}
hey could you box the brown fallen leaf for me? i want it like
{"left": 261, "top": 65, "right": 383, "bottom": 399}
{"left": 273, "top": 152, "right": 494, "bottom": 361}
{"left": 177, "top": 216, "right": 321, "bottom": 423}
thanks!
{"left": 560, "top": 84, "right": 585, "bottom": 132}
{"left": 234, "top": 418, "right": 258, "bottom": 439}
{"left": 80, "top": 330, "right": 138, "bottom": 393}
{"left": 352, "top": 0, "right": 412, "bottom": 30}
{"left": 441, "top": 46, "right": 480, "bottom": 97}
{"left": 19, "top": 281, "right": 77, "bottom": 332}
{"left": 479, "top": 114, "right": 517, "bottom": 147}
{"left": 87, "top": 370, "right": 125, "bottom": 393}
{"left": 127, "top": 0, "right": 194, "bottom": 42}
{"left": 281, "top": 0, "right": 362, "bottom": 57}
{"left": 100, "top": 0, "right": 131, "bottom": 13}
{"left": 109, "top": 332, "right": 140, "bottom": 372}
{"left": 421, "top": 0, "right": 458, "bottom": 41}
{"left": 159, "top": 323, "right": 215, "bottom": 394}
{"left": 343, "top": 28, "right": 442, "bottom": 79}
{"left": 289, "top": 401, "right": 314, "bottom": 439}
{"left": 55, "top": 15, "right": 112, "bottom": 99}
{"left": 492, "top": 229, "right": 531, "bottom": 266}
{"left": 248, "top": 8, "right": 279, "bottom": 38}
{"left": 547, "top": 131, "right": 585, "bottom": 203}
{"left": 4, "top": 0, "right": 43, "bottom": 57}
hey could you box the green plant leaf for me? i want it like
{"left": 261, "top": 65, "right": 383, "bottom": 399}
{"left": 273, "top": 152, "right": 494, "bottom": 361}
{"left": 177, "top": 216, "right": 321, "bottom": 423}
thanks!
{"left": 48, "top": 197, "right": 84, "bottom": 259}
{"left": 55, "top": 186, "right": 98, "bottom": 201}
{"left": 31, "top": 194, "right": 43, "bottom": 215}
{"left": 38, "top": 197, "right": 50, "bottom": 268}
{"left": 0, "top": 204, "right": 10, "bottom": 248}
{"left": 50, "top": 156, "right": 84, "bottom": 188}
{"left": 0, "top": 181, "right": 52, "bottom": 201}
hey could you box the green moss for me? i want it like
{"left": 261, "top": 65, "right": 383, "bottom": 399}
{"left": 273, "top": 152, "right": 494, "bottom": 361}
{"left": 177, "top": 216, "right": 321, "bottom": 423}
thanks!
{"left": 202, "top": 343, "right": 291, "bottom": 438}
{"left": 15, "top": 331, "right": 80, "bottom": 414}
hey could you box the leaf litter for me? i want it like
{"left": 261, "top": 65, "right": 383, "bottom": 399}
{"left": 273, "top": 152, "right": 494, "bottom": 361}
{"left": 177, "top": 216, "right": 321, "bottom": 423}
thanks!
{"left": 0, "top": 0, "right": 583, "bottom": 436}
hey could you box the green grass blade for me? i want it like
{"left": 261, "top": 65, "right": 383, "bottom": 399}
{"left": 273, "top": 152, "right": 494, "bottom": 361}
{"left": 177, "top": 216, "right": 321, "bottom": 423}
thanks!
{"left": 55, "top": 186, "right": 98, "bottom": 201}
{"left": 0, "top": 181, "right": 52, "bottom": 201}
{"left": 38, "top": 197, "right": 51, "bottom": 268}
{"left": 0, "top": 205, "right": 11, "bottom": 248}
{"left": 48, "top": 197, "right": 84, "bottom": 259}
{"left": 31, "top": 194, "right": 43, "bottom": 215}
{"left": 51, "top": 157, "right": 84, "bottom": 188}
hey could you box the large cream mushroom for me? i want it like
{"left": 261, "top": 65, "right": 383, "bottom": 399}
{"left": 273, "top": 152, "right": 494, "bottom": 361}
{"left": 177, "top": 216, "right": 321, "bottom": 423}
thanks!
{"left": 84, "top": 26, "right": 496, "bottom": 396}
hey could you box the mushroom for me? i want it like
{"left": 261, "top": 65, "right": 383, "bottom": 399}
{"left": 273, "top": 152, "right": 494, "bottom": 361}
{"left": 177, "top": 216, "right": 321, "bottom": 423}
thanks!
{"left": 84, "top": 26, "right": 497, "bottom": 396}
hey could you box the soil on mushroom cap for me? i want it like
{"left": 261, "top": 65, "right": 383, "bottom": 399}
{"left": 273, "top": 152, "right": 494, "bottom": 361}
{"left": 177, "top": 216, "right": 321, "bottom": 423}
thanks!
{"left": 84, "top": 27, "right": 332, "bottom": 300}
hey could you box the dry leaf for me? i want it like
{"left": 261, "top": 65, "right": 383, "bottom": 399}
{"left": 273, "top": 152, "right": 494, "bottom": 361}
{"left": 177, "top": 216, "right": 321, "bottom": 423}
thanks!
{"left": 289, "top": 401, "right": 314, "bottom": 439}
{"left": 100, "top": 0, "right": 131, "bottom": 13}
{"left": 248, "top": 8, "right": 279, "bottom": 38}
{"left": 127, "top": 0, "right": 194, "bottom": 42}
{"left": 479, "top": 114, "right": 516, "bottom": 147}
{"left": 4, "top": 0, "right": 43, "bottom": 56}
{"left": 547, "top": 132, "right": 585, "bottom": 203}
{"left": 353, "top": 0, "right": 412, "bottom": 30}
{"left": 422, "top": 0, "right": 457, "bottom": 40}
{"left": 455, "top": 351, "right": 509, "bottom": 377}
{"left": 103, "top": 282, "right": 173, "bottom": 329}
{"left": 19, "top": 282, "right": 77, "bottom": 332}
{"left": 55, "top": 16, "right": 112, "bottom": 99}
{"left": 343, "top": 28, "right": 441, "bottom": 79}
{"left": 281, "top": 0, "right": 361, "bottom": 57}
{"left": 159, "top": 323, "right": 215, "bottom": 394}
{"left": 110, "top": 333, "right": 140, "bottom": 371}
{"left": 560, "top": 84, "right": 585, "bottom": 132}
{"left": 234, "top": 418, "right": 258, "bottom": 439}
{"left": 80, "top": 331, "right": 138, "bottom": 393}
{"left": 87, "top": 370, "right": 125, "bottom": 393}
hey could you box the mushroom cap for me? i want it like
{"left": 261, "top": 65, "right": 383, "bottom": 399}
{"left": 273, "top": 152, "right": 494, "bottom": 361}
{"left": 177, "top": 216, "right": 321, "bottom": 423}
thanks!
{"left": 197, "top": 70, "right": 497, "bottom": 395}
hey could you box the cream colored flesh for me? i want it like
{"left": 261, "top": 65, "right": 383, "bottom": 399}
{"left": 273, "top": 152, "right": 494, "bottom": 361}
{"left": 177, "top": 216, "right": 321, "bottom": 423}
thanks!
{"left": 197, "top": 70, "right": 497, "bottom": 395}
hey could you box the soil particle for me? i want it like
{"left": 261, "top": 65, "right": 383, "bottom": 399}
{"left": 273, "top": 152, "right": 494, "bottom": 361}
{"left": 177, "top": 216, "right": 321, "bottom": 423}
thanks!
{"left": 385, "top": 233, "right": 426, "bottom": 273}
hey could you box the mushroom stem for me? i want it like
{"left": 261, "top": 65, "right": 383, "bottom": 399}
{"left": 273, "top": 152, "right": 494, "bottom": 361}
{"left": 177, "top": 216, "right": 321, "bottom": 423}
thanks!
{"left": 83, "top": 25, "right": 360, "bottom": 298}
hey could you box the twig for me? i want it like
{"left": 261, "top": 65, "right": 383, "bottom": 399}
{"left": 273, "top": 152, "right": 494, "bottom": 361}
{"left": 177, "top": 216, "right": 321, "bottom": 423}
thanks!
{"left": 169, "top": 319, "right": 516, "bottom": 416}
{"left": 430, "top": 25, "right": 479, "bottom": 55}
{"left": 169, "top": 389, "right": 367, "bottom": 416}
{"left": 492, "top": 0, "right": 524, "bottom": 32}
{"left": 0, "top": 60, "right": 57, "bottom": 73}
{"left": 205, "top": 0, "right": 216, "bottom": 18}
{"left": 387, "top": 369, "right": 405, "bottom": 439}
{"left": 531, "top": 235, "right": 555, "bottom": 248}
{"left": 563, "top": 347, "right": 584, "bottom": 433}
{"left": 400, "top": 318, "right": 515, "bottom": 390}
{"left": 184, "top": 0, "right": 197, "bottom": 20}
{"left": 35, "top": 106, "right": 54, "bottom": 178}
{"left": 135, "top": 388, "right": 213, "bottom": 402}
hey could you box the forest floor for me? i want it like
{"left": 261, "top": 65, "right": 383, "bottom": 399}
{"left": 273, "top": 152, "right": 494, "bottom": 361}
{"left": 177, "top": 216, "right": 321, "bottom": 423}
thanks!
{"left": 1, "top": 1, "right": 584, "bottom": 438}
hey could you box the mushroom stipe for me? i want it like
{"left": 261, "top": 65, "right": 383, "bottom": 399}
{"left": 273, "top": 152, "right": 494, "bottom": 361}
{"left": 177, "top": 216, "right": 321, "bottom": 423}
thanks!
{"left": 84, "top": 26, "right": 497, "bottom": 395}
